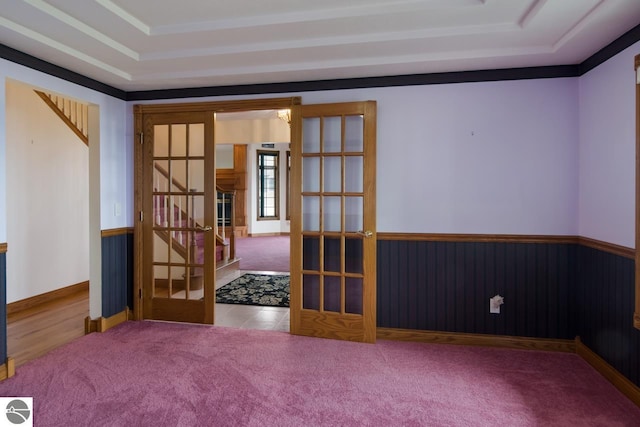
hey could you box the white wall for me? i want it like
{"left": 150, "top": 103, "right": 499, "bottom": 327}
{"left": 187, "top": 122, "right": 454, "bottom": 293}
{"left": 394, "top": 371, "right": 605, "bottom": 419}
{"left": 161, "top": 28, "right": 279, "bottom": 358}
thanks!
{"left": 1, "top": 58, "right": 129, "bottom": 315}
{"left": 5, "top": 82, "right": 89, "bottom": 302}
{"left": 0, "top": 59, "right": 130, "bottom": 233}
{"left": 578, "top": 41, "right": 639, "bottom": 249}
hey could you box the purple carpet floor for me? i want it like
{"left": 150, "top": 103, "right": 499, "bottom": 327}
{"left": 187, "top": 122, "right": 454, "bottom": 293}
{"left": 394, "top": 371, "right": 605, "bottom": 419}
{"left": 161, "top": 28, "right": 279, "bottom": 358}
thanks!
{"left": 235, "top": 235, "right": 289, "bottom": 272}
{"left": 0, "top": 321, "right": 638, "bottom": 426}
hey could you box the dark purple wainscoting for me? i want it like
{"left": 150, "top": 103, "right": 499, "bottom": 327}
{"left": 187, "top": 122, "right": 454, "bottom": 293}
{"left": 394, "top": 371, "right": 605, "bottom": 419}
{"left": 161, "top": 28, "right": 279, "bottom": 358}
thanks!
{"left": 0, "top": 251, "right": 6, "bottom": 361}
{"left": 377, "top": 240, "right": 575, "bottom": 338}
{"left": 575, "top": 245, "right": 640, "bottom": 388}
{"left": 102, "top": 232, "right": 133, "bottom": 318}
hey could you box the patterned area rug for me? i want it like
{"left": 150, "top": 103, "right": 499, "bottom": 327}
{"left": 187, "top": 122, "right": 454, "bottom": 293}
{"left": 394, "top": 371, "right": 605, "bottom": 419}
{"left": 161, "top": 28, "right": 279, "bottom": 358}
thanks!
{"left": 216, "top": 274, "right": 290, "bottom": 307}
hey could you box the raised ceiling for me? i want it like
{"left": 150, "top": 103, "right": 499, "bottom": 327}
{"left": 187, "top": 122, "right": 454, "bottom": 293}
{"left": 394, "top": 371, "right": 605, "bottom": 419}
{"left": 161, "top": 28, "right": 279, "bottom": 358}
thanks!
{"left": 1, "top": 0, "right": 640, "bottom": 92}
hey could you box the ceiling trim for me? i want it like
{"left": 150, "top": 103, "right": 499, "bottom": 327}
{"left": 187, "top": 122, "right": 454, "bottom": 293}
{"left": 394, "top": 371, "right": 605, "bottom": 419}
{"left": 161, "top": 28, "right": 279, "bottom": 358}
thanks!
{"left": 23, "top": 0, "right": 139, "bottom": 60}
{"left": 552, "top": 0, "right": 606, "bottom": 52}
{"left": 126, "top": 65, "right": 579, "bottom": 101}
{"left": 580, "top": 21, "right": 640, "bottom": 74}
{"left": 0, "top": 43, "right": 127, "bottom": 99}
{"left": 1, "top": 22, "right": 639, "bottom": 102}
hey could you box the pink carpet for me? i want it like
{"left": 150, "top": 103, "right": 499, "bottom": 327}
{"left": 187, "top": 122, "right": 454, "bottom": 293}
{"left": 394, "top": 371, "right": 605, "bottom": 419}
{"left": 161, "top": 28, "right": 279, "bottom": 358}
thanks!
{"left": 0, "top": 321, "right": 638, "bottom": 426}
{"left": 235, "top": 235, "right": 289, "bottom": 272}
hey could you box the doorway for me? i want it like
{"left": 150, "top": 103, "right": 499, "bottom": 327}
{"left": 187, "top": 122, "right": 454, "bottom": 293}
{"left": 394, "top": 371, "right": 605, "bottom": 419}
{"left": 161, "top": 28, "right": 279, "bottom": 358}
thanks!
{"left": 133, "top": 98, "right": 300, "bottom": 325}
{"left": 5, "top": 80, "right": 97, "bottom": 365}
{"left": 214, "top": 110, "right": 292, "bottom": 331}
{"left": 134, "top": 98, "right": 378, "bottom": 344}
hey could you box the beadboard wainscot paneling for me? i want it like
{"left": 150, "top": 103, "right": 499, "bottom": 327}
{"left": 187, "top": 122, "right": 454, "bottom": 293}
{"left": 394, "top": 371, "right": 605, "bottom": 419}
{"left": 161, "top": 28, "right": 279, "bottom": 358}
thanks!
{"left": 0, "top": 243, "right": 13, "bottom": 380}
{"left": 101, "top": 229, "right": 134, "bottom": 318}
{"left": 0, "top": 243, "right": 7, "bottom": 362}
{"left": 376, "top": 234, "right": 576, "bottom": 340}
{"left": 575, "top": 243, "right": 640, "bottom": 388}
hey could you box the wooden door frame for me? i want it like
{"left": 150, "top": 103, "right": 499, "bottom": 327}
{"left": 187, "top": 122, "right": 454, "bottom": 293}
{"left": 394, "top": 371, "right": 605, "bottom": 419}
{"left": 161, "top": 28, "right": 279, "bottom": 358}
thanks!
{"left": 132, "top": 97, "right": 301, "bottom": 321}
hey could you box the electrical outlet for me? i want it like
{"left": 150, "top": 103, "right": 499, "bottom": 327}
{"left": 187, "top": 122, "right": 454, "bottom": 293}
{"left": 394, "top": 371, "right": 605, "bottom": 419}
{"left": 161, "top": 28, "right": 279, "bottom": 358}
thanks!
{"left": 490, "top": 300, "right": 500, "bottom": 314}
{"left": 490, "top": 295, "right": 504, "bottom": 314}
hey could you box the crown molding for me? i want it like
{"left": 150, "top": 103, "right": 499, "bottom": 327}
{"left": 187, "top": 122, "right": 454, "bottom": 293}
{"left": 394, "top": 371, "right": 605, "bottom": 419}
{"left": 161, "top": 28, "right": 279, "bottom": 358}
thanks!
{"left": 1, "top": 23, "right": 640, "bottom": 101}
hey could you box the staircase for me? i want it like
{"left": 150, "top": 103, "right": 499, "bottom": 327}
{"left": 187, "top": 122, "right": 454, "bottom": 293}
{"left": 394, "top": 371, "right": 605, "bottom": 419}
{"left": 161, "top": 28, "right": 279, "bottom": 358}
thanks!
{"left": 34, "top": 90, "right": 89, "bottom": 145}
{"left": 35, "top": 89, "right": 239, "bottom": 294}
{"left": 153, "top": 163, "right": 238, "bottom": 294}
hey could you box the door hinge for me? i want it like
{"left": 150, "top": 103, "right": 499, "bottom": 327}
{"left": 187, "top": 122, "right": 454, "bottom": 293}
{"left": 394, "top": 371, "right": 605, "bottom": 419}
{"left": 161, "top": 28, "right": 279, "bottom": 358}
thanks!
{"left": 139, "top": 132, "right": 144, "bottom": 145}
{"left": 139, "top": 211, "right": 144, "bottom": 222}
{"left": 139, "top": 289, "right": 142, "bottom": 299}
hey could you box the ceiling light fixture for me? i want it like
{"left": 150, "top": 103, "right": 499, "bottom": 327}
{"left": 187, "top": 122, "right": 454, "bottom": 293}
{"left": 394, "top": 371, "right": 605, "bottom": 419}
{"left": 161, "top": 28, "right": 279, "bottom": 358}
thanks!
{"left": 277, "top": 109, "right": 291, "bottom": 125}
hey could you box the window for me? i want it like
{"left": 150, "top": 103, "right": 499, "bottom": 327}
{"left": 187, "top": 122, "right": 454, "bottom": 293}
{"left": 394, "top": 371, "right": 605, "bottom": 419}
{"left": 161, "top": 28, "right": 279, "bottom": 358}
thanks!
{"left": 257, "top": 150, "right": 279, "bottom": 219}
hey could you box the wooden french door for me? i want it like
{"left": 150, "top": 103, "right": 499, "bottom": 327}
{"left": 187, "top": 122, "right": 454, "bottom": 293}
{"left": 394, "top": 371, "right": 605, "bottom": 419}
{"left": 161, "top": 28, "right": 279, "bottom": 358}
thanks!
{"left": 290, "top": 101, "right": 377, "bottom": 343}
{"left": 140, "top": 111, "right": 216, "bottom": 323}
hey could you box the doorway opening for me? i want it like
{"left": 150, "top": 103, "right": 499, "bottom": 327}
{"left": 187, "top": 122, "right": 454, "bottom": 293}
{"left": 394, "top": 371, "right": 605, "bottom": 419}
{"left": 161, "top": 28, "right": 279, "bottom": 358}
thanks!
{"left": 214, "top": 110, "right": 291, "bottom": 332}
{"left": 5, "top": 80, "right": 99, "bottom": 366}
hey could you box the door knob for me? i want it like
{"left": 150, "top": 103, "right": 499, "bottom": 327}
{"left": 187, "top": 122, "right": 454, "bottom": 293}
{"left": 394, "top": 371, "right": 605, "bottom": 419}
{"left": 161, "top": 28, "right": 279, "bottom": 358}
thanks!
{"left": 196, "top": 225, "right": 213, "bottom": 232}
{"left": 357, "top": 230, "right": 373, "bottom": 238}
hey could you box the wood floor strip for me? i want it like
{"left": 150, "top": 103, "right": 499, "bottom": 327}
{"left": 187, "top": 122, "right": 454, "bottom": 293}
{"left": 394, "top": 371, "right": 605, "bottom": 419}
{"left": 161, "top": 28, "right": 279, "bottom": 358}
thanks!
{"left": 7, "top": 281, "right": 89, "bottom": 316}
{"left": 377, "top": 327, "right": 576, "bottom": 353}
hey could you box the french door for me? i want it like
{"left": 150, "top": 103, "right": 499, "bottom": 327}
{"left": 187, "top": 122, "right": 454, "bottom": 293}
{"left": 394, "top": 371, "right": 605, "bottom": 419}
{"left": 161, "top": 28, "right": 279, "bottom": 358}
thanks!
{"left": 290, "top": 101, "right": 377, "bottom": 343}
{"left": 140, "top": 111, "right": 216, "bottom": 323}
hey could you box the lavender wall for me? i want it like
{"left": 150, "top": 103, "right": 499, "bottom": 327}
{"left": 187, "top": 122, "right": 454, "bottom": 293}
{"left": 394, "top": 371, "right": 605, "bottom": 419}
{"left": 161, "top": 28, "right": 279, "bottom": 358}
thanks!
{"left": 304, "top": 80, "right": 580, "bottom": 235}
{"left": 578, "top": 41, "right": 638, "bottom": 249}
{"left": 133, "top": 77, "right": 581, "bottom": 236}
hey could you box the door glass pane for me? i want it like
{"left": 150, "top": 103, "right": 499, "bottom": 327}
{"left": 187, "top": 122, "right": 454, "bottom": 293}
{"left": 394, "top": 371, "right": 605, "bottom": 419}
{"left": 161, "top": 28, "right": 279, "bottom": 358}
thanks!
{"left": 345, "top": 277, "right": 363, "bottom": 314}
{"left": 344, "top": 196, "right": 363, "bottom": 233}
{"left": 323, "top": 196, "right": 341, "bottom": 232}
{"left": 302, "top": 118, "right": 320, "bottom": 153}
{"left": 170, "top": 231, "right": 186, "bottom": 263}
{"left": 303, "top": 274, "right": 320, "bottom": 310}
{"left": 303, "top": 237, "right": 320, "bottom": 271}
{"left": 302, "top": 196, "right": 320, "bottom": 232}
{"left": 188, "top": 159, "right": 204, "bottom": 192}
{"left": 324, "top": 237, "right": 341, "bottom": 272}
{"left": 344, "top": 115, "right": 364, "bottom": 152}
{"left": 324, "top": 276, "right": 341, "bottom": 313}
{"left": 170, "top": 266, "right": 186, "bottom": 299}
{"left": 189, "top": 123, "right": 205, "bottom": 156}
{"left": 171, "top": 124, "right": 187, "bottom": 156}
{"left": 345, "top": 237, "right": 363, "bottom": 274}
{"left": 188, "top": 266, "right": 204, "bottom": 300}
{"left": 190, "top": 195, "right": 205, "bottom": 228}
{"left": 302, "top": 157, "right": 320, "bottom": 192}
{"left": 173, "top": 195, "right": 187, "bottom": 238}
{"left": 154, "top": 125, "right": 169, "bottom": 157}
{"left": 191, "top": 230, "right": 205, "bottom": 265}
{"left": 323, "top": 156, "right": 342, "bottom": 193}
{"left": 324, "top": 117, "right": 341, "bottom": 153}
{"left": 344, "top": 156, "right": 363, "bottom": 193}
{"left": 153, "top": 265, "right": 167, "bottom": 298}
{"left": 171, "top": 160, "right": 187, "bottom": 193}
{"left": 153, "top": 234, "right": 169, "bottom": 263}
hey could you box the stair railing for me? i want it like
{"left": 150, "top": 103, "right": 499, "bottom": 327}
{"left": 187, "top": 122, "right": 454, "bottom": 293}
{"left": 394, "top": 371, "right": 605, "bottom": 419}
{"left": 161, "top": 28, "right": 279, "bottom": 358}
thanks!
{"left": 34, "top": 90, "right": 89, "bottom": 146}
{"left": 216, "top": 186, "right": 236, "bottom": 262}
{"left": 153, "top": 162, "right": 236, "bottom": 264}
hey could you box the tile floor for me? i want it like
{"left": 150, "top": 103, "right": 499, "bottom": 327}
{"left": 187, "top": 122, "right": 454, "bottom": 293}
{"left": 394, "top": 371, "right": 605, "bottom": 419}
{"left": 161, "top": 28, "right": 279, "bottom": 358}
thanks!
{"left": 214, "top": 269, "right": 290, "bottom": 332}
